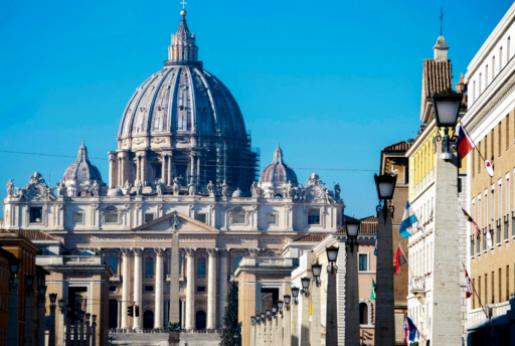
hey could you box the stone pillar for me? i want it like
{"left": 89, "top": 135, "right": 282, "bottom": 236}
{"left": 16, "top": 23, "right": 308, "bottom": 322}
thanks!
{"left": 168, "top": 154, "right": 173, "bottom": 185}
{"left": 207, "top": 249, "right": 218, "bottom": 329}
{"left": 133, "top": 249, "right": 143, "bottom": 330}
{"left": 300, "top": 292, "right": 309, "bottom": 346}
{"left": 185, "top": 249, "right": 196, "bottom": 330}
{"left": 291, "top": 299, "right": 299, "bottom": 346}
{"left": 121, "top": 250, "right": 130, "bottom": 329}
{"left": 327, "top": 262, "right": 339, "bottom": 345}
{"left": 344, "top": 244, "right": 360, "bottom": 345}
{"left": 283, "top": 305, "right": 291, "bottom": 346}
{"left": 218, "top": 250, "right": 229, "bottom": 327}
{"left": 169, "top": 232, "right": 180, "bottom": 326}
{"left": 154, "top": 249, "right": 164, "bottom": 329}
{"left": 310, "top": 279, "right": 321, "bottom": 346}
{"left": 108, "top": 151, "right": 117, "bottom": 189}
{"left": 374, "top": 207, "right": 395, "bottom": 345}
{"left": 160, "top": 153, "right": 167, "bottom": 184}
{"left": 250, "top": 320, "right": 256, "bottom": 346}
{"left": 140, "top": 152, "right": 147, "bottom": 184}
{"left": 431, "top": 144, "right": 463, "bottom": 345}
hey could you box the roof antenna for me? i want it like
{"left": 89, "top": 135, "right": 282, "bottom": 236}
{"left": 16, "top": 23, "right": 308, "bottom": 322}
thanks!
{"left": 439, "top": 6, "right": 444, "bottom": 36}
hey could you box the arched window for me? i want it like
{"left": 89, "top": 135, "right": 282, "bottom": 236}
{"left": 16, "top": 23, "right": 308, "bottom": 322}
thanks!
{"left": 359, "top": 302, "right": 369, "bottom": 325}
{"left": 230, "top": 207, "right": 246, "bottom": 224}
{"left": 197, "top": 257, "right": 206, "bottom": 277}
{"left": 104, "top": 206, "right": 118, "bottom": 224}
{"left": 145, "top": 257, "right": 154, "bottom": 278}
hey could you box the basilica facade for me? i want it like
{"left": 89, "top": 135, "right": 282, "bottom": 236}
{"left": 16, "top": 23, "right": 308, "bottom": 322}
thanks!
{"left": 2, "top": 9, "right": 343, "bottom": 343}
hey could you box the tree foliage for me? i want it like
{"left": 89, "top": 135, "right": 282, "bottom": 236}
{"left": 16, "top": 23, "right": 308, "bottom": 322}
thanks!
{"left": 220, "top": 281, "right": 241, "bottom": 346}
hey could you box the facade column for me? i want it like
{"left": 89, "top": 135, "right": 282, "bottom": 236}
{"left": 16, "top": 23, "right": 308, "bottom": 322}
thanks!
{"left": 108, "top": 152, "right": 117, "bottom": 188}
{"left": 121, "top": 250, "right": 130, "bottom": 329}
{"left": 185, "top": 248, "right": 196, "bottom": 330}
{"left": 135, "top": 156, "right": 141, "bottom": 183}
{"left": 291, "top": 299, "right": 299, "bottom": 346}
{"left": 140, "top": 152, "right": 147, "bottom": 184}
{"left": 207, "top": 249, "right": 218, "bottom": 329}
{"left": 160, "top": 153, "right": 167, "bottom": 184}
{"left": 133, "top": 249, "right": 143, "bottom": 330}
{"left": 218, "top": 250, "right": 229, "bottom": 327}
{"left": 310, "top": 278, "right": 321, "bottom": 346}
{"left": 283, "top": 304, "right": 291, "bottom": 346}
{"left": 154, "top": 249, "right": 164, "bottom": 329}
{"left": 344, "top": 244, "right": 360, "bottom": 345}
{"left": 168, "top": 154, "right": 173, "bottom": 185}
{"left": 375, "top": 209, "right": 395, "bottom": 345}
{"left": 300, "top": 292, "right": 310, "bottom": 346}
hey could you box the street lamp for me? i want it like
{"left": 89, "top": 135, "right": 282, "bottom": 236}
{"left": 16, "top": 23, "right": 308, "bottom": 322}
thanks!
{"left": 301, "top": 277, "right": 310, "bottom": 296}
{"left": 277, "top": 300, "right": 283, "bottom": 312}
{"left": 291, "top": 286, "right": 300, "bottom": 304}
{"left": 272, "top": 306, "right": 278, "bottom": 318}
{"left": 326, "top": 246, "right": 339, "bottom": 273}
{"left": 283, "top": 295, "right": 291, "bottom": 310}
{"left": 311, "top": 262, "right": 322, "bottom": 286}
{"left": 374, "top": 173, "right": 397, "bottom": 220}
{"left": 433, "top": 90, "right": 462, "bottom": 160}
{"left": 345, "top": 218, "right": 361, "bottom": 252}
{"left": 260, "top": 312, "right": 266, "bottom": 321}
{"left": 266, "top": 309, "right": 272, "bottom": 320}
{"left": 250, "top": 316, "right": 256, "bottom": 325}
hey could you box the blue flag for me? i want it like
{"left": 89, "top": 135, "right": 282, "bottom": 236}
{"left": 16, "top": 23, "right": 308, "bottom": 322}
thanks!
{"left": 373, "top": 239, "right": 378, "bottom": 256}
{"left": 400, "top": 201, "right": 418, "bottom": 239}
{"left": 403, "top": 316, "right": 420, "bottom": 344}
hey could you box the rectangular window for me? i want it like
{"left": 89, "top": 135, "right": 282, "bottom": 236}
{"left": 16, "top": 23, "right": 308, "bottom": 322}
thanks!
{"left": 196, "top": 286, "right": 206, "bottom": 293}
{"left": 476, "top": 234, "right": 480, "bottom": 254}
{"left": 267, "top": 213, "right": 278, "bottom": 226}
{"left": 507, "top": 114, "right": 511, "bottom": 150}
{"left": 479, "top": 72, "right": 482, "bottom": 93}
{"left": 507, "top": 265, "right": 510, "bottom": 301}
{"left": 500, "top": 46, "right": 503, "bottom": 67}
{"left": 473, "top": 278, "right": 476, "bottom": 308}
{"left": 492, "top": 56, "right": 496, "bottom": 77}
{"left": 492, "top": 270, "right": 495, "bottom": 304}
{"left": 485, "top": 273, "right": 488, "bottom": 304}
{"left": 195, "top": 213, "right": 207, "bottom": 224}
{"left": 29, "top": 207, "right": 43, "bottom": 223}
{"left": 358, "top": 253, "right": 369, "bottom": 272}
{"left": 479, "top": 275, "right": 482, "bottom": 309}
{"left": 72, "top": 211, "right": 84, "bottom": 224}
{"left": 470, "top": 237, "right": 474, "bottom": 258}
{"left": 499, "top": 268, "right": 502, "bottom": 303}
{"left": 308, "top": 209, "right": 320, "bottom": 225}
{"left": 144, "top": 285, "right": 154, "bottom": 292}
{"left": 485, "top": 64, "right": 489, "bottom": 85}
{"left": 144, "top": 213, "right": 155, "bottom": 223}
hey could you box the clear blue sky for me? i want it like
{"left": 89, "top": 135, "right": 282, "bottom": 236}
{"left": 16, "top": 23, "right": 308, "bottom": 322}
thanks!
{"left": 0, "top": 0, "right": 512, "bottom": 218}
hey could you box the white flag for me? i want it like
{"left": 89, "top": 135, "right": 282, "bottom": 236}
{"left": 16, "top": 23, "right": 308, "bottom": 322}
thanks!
{"left": 486, "top": 230, "right": 493, "bottom": 249}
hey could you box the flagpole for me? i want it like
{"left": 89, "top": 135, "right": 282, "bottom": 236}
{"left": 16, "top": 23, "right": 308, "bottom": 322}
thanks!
{"left": 461, "top": 263, "right": 489, "bottom": 320}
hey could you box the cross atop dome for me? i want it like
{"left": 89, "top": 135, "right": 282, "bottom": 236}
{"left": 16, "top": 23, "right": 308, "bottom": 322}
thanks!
{"left": 167, "top": 7, "right": 200, "bottom": 66}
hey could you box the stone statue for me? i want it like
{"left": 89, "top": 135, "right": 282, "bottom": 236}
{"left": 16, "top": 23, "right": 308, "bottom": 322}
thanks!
{"left": 156, "top": 180, "right": 163, "bottom": 196}
{"left": 221, "top": 180, "right": 229, "bottom": 197}
{"left": 172, "top": 177, "right": 181, "bottom": 195}
{"left": 91, "top": 181, "right": 100, "bottom": 197}
{"left": 135, "top": 180, "right": 143, "bottom": 195}
{"left": 334, "top": 183, "right": 341, "bottom": 200}
{"left": 6, "top": 180, "right": 14, "bottom": 197}
{"left": 206, "top": 180, "right": 215, "bottom": 197}
{"left": 251, "top": 181, "right": 262, "bottom": 198}
{"left": 188, "top": 179, "right": 196, "bottom": 196}
{"left": 57, "top": 182, "right": 66, "bottom": 197}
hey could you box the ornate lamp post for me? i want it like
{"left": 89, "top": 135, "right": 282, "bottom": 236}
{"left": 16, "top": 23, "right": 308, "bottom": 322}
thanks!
{"left": 324, "top": 244, "right": 340, "bottom": 345}
{"left": 430, "top": 90, "right": 464, "bottom": 345}
{"left": 342, "top": 217, "right": 361, "bottom": 345}
{"left": 300, "top": 277, "right": 311, "bottom": 346}
{"left": 49, "top": 293, "right": 57, "bottom": 346}
{"left": 290, "top": 287, "right": 300, "bottom": 345}
{"left": 300, "top": 277, "right": 310, "bottom": 296}
{"left": 374, "top": 172, "right": 397, "bottom": 346}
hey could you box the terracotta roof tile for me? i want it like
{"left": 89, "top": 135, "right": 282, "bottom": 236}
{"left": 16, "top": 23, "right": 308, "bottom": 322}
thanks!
{"left": 293, "top": 232, "right": 330, "bottom": 242}
{"left": 382, "top": 141, "right": 412, "bottom": 153}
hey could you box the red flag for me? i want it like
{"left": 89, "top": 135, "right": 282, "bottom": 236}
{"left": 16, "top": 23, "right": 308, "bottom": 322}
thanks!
{"left": 457, "top": 124, "right": 474, "bottom": 159}
{"left": 464, "top": 269, "right": 473, "bottom": 298}
{"left": 394, "top": 245, "right": 407, "bottom": 274}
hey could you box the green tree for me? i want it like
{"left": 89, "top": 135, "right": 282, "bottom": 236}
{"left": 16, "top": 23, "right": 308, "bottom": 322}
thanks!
{"left": 220, "top": 281, "right": 241, "bottom": 346}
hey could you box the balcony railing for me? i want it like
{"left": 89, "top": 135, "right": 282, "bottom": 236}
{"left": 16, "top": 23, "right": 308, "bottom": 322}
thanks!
{"left": 467, "top": 300, "right": 512, "bottom": 329}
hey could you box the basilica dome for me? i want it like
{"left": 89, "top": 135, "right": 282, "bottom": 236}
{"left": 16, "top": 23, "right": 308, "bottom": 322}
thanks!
{"left": 261, "top": 146, "right": 298, "bottom": 186}
{"left": 117, "top": 10, "right": 247, "bottom": 150}
{"left": 110, "top": 10, "right": 258, "bottom": 194}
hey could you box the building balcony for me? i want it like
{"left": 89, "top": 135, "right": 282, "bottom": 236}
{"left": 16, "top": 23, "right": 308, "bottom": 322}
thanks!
{"left": 409, "top": 276, "right": 426, "bottom": 299}
{"left": 467, "top": 300, "right": 512, "bottom": 330}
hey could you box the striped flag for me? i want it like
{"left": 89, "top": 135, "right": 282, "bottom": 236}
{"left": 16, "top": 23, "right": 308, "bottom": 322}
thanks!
{"left": 394, "top": 245, "right": 407, "bottom": 274}
{"left": 400, "top": 201, "right": 418, "bottom": 239}
{"left": 461, "top": 208, "right": 481, "bottom": 238}
{"left": 403, "top": 316, "right": 420, "bottom": 344}
{"left": 457, "top": 124, "right": 474, "bottom": 159}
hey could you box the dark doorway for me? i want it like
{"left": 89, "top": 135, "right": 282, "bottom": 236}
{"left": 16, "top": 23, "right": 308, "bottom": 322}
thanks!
{"left": 260, "top": 288, "right": 279, "bottom": 310}
{"left": 108, "top": 299, "right": 118, "bottom": 328}
{"left": 195, "top": 310, "right": 206, "bottom": 330}
{"left": 143, "top": 310, "right": 154, "bottom": 330}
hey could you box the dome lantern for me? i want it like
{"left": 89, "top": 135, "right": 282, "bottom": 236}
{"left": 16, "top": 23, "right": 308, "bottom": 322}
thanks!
{"left": 166, "top": 10, "right": 200, "bottom": 66}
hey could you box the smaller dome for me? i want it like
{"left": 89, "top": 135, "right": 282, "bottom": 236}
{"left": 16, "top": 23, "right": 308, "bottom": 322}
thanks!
{"left": 260, "top": 146, "right": 298, "bottom": 186}
{"left": 63, "top": 144, "right": 103, "bottom": 186}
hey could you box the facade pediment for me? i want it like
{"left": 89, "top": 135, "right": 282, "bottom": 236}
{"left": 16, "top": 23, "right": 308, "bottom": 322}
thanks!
{"left": 134, "top": 210, "right": 219, "bottom": 234}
